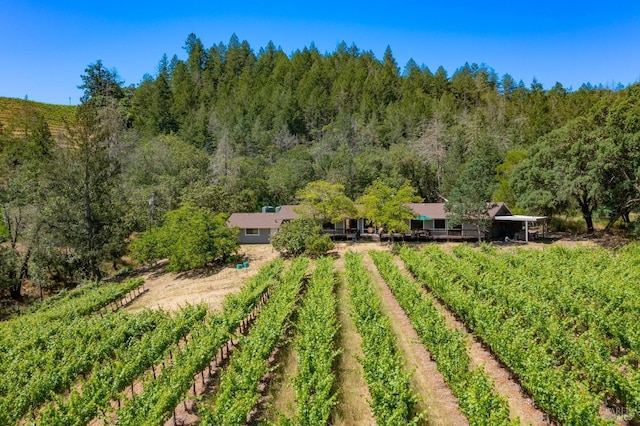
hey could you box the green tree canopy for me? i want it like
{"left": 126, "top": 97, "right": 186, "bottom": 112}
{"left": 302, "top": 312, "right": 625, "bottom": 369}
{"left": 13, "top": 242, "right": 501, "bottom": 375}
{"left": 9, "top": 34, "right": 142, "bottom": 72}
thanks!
{"left": 121, "top": 134, "right": 210, "bottom": 230}
{"left": 78, "top": 60, "right": 124, "bottom": 105}
{"left": 493, "top": 150, "right": 526, "bottom": 211}
{"left": 356, "top": 179, "right": 421, "bottom": 233}
{"left": 267, "top": 148, "right": 316, "bottom": 206}
{"left": 446, "top": 156, "right": 500, "bottom": 229}
{"left": 270, "top": 218, "right": 333, "bottom": 257}
{"left": 511, "top": 116, "right": 601, "bottom": 232}
{"left": 593, "top": 84, "right": 640, "bottom": 231}
{"left": 129, "top": 203, "right": 239, "bottom": 272}
{"left": 293, "top": 180, "right": 356, "bottom": 224}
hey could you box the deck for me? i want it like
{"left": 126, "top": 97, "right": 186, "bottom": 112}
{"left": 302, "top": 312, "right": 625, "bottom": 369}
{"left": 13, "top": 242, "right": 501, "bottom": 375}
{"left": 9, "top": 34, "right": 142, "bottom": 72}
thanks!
{"left": 381, "top": 229, "right": 483, "bottom": 242}
{"left": 323, "top": 229, "right": 485, "bottom": 242}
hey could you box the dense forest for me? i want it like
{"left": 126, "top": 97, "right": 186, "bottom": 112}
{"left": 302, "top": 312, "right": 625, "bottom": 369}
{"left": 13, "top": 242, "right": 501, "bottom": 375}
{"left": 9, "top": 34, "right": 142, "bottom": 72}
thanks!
{"left": 1, "top": 33, "right": 639, "bottom": 296}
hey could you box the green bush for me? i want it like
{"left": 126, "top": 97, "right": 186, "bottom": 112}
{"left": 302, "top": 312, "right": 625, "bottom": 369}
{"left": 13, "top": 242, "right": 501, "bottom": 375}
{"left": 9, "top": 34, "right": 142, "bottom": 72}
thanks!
{"left": 549, "top": 216, "right": 587, "bottom": 234}
{"left": 271, "top": 218, "right": 333, "bottom": 257}
{"left": 0, "top": 222, "right": 8, "bottom": 242}
{"left": 0, "top": 246, "right": 18, "bottom": 291}
{"left": 129, "top": 203, "right": 239, "bottom": 272}
{"left": 304, "top": 233, "right": 334, "bottom": 257}
{"left": 129, "top": 229, "right": 162, "bottom": 266}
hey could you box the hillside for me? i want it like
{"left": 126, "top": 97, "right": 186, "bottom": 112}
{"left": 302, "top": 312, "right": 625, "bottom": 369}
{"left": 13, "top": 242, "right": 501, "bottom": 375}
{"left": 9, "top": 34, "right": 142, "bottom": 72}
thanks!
{"left": 0, "top": 96, "right": 76, "bottom": 137}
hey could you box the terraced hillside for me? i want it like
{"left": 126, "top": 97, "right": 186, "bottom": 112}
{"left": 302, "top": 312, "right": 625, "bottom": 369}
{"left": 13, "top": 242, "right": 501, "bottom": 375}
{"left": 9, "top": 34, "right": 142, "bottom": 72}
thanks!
{"left": 0, "top": 96, "right": 76, "bottom": 137}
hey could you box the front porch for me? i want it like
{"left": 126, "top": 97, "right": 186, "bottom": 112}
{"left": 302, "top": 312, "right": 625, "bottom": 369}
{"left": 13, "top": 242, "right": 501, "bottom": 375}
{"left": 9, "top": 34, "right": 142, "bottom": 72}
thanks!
{"left": 380, "top": 228, "right": 484, "bottom": 242}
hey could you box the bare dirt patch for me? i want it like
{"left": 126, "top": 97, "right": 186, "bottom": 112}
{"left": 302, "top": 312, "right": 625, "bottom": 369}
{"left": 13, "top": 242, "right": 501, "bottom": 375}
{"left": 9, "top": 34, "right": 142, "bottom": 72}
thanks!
{"left": 124, "top": 245, "right": 279, "bottom": 314}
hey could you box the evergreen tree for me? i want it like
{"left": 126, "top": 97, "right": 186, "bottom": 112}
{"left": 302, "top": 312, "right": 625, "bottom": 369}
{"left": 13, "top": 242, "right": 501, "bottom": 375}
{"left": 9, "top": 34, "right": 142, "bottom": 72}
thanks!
{"left": 78, "top": 60, "right": 124, "bottom": 105}
{"left": 153, "top": 55, "right": 177, "bottom": 134}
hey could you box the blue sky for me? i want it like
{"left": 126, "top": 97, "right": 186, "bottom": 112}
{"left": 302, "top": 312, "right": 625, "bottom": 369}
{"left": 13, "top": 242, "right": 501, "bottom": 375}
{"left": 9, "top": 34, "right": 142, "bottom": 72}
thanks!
{"left": 2, "top": 1, "right": 640, "bottom": 105}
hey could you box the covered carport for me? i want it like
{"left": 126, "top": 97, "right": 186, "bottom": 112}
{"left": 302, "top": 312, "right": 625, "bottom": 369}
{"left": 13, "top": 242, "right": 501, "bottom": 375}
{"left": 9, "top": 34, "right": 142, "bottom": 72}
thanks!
{"left": 493, "top": 215, "right": 548, "bottom": 242}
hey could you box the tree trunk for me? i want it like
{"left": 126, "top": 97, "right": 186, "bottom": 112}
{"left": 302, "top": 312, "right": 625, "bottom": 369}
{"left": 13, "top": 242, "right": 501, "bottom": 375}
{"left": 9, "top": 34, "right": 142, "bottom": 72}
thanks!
{"left": 8, "top": 248, "right": 33, "bottom": 300}
{"left": 19, "top": 248, "right": 31, "bottom": 281}
{"left": 604, "top": 213, "right": 620, "bottom": 234}
{"left": 9, "top": 282, "right": 21, "bottom": 300}
{"left": 578, "top": 199, "right": 595, "bottom": 233}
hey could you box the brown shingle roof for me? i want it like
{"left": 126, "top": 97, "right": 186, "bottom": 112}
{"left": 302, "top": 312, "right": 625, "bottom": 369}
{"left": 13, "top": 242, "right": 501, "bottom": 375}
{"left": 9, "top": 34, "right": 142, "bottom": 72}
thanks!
{"left": 227, "top": 205, "right": 300, "bottom": 229}
{"left": 407, "top": 202, "right": 510, "bottom": 220}
{"left": 487, "top": 202, "right": 510, "bottom": 219}
{"left": 228, "top": 202, "right": 513, "bottom": 229}
{"left": 407, "top": 203, "right": 447, "bottom": 219}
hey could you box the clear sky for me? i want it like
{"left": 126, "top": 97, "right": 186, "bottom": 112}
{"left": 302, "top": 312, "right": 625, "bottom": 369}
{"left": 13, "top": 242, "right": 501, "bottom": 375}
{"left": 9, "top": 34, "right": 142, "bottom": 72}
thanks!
{"left": 2, "top": 1, "right": 640, "bottom": 105}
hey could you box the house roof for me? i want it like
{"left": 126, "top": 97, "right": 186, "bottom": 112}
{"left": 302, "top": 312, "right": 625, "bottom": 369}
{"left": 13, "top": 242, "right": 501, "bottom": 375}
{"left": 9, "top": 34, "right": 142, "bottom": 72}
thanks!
{"left": 227, "top": 205, "right": 300, "bottom": 229}
{"left": 273, "top": 205, "right": 299, "bottom": 219}
{"left": 488, "top": 202, "right": 511, "bottom": 219}
{"left": 229, "top": 202, "right": 514, "bottom": 229}
{"left": 407, "top": 202, "right": 510, "bottom": 220}
{"left": 494, "top": 214, "right": 546, "bottom": 222}
{"left": 407, "top": 203, "right": 446, "bottom": 219}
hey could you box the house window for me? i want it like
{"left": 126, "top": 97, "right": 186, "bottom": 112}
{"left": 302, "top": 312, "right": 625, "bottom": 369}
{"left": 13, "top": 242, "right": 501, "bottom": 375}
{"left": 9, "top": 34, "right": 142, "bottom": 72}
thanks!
{"left": 434, "top": 219, "right": 446, "bottom": 229}
{"left": 410, "top": 220, "right": 424, "bottom": 230}
{"left": 245, "top": 228, "right": 260, "bottom": 236}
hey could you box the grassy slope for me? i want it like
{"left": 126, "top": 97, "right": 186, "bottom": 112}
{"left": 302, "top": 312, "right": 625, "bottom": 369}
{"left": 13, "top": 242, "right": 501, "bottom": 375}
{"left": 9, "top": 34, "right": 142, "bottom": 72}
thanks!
{"left": 0, "top": 96, "right": 76, "bottom": 137}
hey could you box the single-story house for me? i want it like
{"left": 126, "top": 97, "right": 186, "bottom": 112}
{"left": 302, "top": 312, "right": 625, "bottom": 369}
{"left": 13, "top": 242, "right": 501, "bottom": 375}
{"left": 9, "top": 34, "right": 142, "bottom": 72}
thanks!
{"left": 228, "top": 205, "right": 298, "bottom": 244}
{"left": 401, "top": 202, "right": 546, "bottom": 241}
{"left": 227, "top": 203, "right": 546, "bottom": 243}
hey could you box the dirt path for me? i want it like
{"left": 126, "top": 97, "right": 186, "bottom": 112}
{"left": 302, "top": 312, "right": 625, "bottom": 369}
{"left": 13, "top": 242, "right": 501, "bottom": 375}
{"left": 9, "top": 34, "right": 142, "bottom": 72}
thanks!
{"left": 391, "top": 254, "right": 550, "bottom": 426}
{"left": 124, "top": 245, "right": 279, "bottom": 314}
{"left": 363, "top": 252, "right": 468, "bottom": 426}
{"left": 332, "top": 257, "right": 376, "bottom": 426}
{"left": 260, "top": 334, "right": 298, "bottom": 423}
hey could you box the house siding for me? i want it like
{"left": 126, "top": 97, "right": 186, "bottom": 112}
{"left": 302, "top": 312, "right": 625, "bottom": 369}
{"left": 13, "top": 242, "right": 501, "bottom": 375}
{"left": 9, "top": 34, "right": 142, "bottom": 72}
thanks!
{"left": 238, "top": 228, "right": 272, "bottom": 244}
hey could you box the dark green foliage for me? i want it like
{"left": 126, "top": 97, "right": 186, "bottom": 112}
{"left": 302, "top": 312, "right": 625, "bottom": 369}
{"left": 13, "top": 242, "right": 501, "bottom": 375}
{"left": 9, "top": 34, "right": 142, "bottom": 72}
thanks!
{"left": 446, "top": 155, "right": 501, "bottom": 229}
{"left": 304, "top": 233, "right": 334, "bottom": 257}
{"left": 42, "top": 101, "right": 129, "bottom": 280}
{"left": 267, "top": 147, "right": 316, "bottom": 205}
{"left": 270, "top": 218, "right": 332, "bottom": 257}
{"left": 129, "top": 203, "right": 239, "bottom": 272}
{"left": 510, "top": 84, "right": 640, "bottom": 232}
{"left": 511, "top": 117, "right": 600, "bottom": 232}
{"left": 3, "top": 35, "right": 640, "bottom": 303}
{"left": 357, "top": 179, "right": 422, "bottom": 233}
{"left": 78, "top": 60, "right": 124, "bottom": 105}
{"left": 0, "top": 246, "right": 18, "bottom": 292}
{"left": 493, "top": 150, "right": 526, "bottom": 210}
{"left": 116, "top": 33, "right": 614, "bottom": 213}
{"left": 120, "top": 134, "right": 210, "bottom": 229}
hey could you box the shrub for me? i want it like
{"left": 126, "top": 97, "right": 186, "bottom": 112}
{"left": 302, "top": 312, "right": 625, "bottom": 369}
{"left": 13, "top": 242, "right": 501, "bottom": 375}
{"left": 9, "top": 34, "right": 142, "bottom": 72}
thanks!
{"left": 0, "top": 222, "right": 9, "bottom": 242}
{"left": 304, "top": 233, "right": 334, "bottom": 257}
{"left": 549, "top": 216, "right": 587, "bottom": 234}
{"left": 0, "top": 246, "right": 18, "bottom": 291}
{"left": 129, "top": 203, "right": 239, "bottom": 272}
{"left": 271, "top": 218, "right": 333, "bottom": 257}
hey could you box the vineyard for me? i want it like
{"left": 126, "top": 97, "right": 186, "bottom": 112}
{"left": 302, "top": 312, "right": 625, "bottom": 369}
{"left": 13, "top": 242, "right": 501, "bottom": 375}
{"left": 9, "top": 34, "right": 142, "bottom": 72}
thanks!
{"left": 1, "top": 243, "right": 639, "bottom": 425}
{"left": 0, "top": 96, "right": 76, "bottom": 137}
